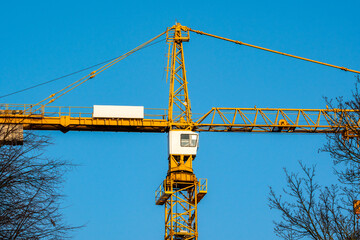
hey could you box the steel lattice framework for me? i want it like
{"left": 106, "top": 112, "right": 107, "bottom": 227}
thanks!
{"left": 1, "top": 23, "right": 359, "bottom": 239}
{"left": 166, "top": 26, "right": 192, "bottom": 125}
{"left": 1, "top": 104, "right": 356, "bottom": 134}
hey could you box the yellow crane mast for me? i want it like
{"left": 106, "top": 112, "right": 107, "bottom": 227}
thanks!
{"left": 0, "top": 23, "right": 359, "bottom": 240}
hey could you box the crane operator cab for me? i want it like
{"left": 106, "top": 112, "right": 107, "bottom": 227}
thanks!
{"left": 168, "top": 131, "right": 199, "bottom": 157}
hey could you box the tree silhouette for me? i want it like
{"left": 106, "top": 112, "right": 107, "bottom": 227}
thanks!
{"left": 0, "top": 122, "right": 78, "bottom": 239}
{"left": 269, "top": 162, "right": 360, "bottom": 240}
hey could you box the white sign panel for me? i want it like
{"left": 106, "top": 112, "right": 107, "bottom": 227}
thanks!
{"left": 93, "top": 105, "right": 144, "bottom": 119}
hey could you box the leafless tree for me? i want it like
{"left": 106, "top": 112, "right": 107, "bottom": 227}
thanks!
{"left": 269, "top": 162, "right": 360, "bottom": 240}
{"left": 0, "top": 122, "right": 78, "bottom": 239}
{"left": 322, "top": 76, "right": 360, "bottom": 184}
{"left": 269, "top": 76, "right": 360, "bottom": 240}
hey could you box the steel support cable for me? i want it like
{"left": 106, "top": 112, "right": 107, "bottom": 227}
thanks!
{"left": 34, "top": 37, "right": 166, "bottom": 108}
{"left": 26, "top": 31, "right": 167, "bottom": 114}
{"left": 188, "top": 28, "right": 360, "bottom": 74}
{"left": 0, "top": 39, "right": 163, "bottom": 100}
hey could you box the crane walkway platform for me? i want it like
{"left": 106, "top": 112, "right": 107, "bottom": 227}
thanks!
{"left": 155, "top": 178, "right": 207, "bottom": 205}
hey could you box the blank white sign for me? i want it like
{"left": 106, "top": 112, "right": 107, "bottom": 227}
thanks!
{"left": 93, "top": 105, "right": 144, "bottom": 119}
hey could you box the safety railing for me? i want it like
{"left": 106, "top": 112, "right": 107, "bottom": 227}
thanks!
{"left": 155, "top": 180, "right": 173, "bottom": 203}
{"left": 155, "top": 182, "right": 164, "bottom": 203}
{"left": 0, "top": 104, "right": 168, "bottom": 120}
{"left": 198, "top": 178, "right": 207, "bottom": 193}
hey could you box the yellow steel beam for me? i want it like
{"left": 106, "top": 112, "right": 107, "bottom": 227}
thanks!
{"left": 0, "top": 104, "right": 168, "bottom": 133}
{"left": 192, "top": 107, "right": 355, "bottom": 133}
{"left": 0, "top": 115, "right": 168, "bottom": 133}
{"left": 0, "top": 104, "right": 356, "bottom": 134}
{"left": 28, "top": 30, "right": 168, "bottom": 113}
{"left": 167, "top": 23, "right": 192, "bottom": 127}
{"left": 188, "top": 28, "right": 360, "bottom": 74}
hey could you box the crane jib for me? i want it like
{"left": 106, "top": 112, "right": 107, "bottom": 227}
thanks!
{"left": 1, "top": 23, "right": 359, "bottom": 239}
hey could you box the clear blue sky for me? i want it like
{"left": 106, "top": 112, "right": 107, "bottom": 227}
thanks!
{"left": 1, "top": 1, "right": 360, "bottom": 239}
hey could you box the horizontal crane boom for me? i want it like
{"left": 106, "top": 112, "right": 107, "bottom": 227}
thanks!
{"left": 0, "top": 104, "right": 356, "bottom": 134}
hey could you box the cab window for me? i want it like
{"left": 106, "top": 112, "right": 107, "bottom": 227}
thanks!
{"left": 180, "top": 134, "right": 198, "bottom": 147}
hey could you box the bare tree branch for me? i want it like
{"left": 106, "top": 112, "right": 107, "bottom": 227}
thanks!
{"left": 0, "top": 124, "right": 80, "bottom": 239}
{"left": 269, "top": 162, "right": 360, "bottom": 240}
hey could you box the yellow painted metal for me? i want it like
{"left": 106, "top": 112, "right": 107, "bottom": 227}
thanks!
{"left": 168, "top": 155, "right": 194, "bottom": 174}
{"left": 1, "top": 104, "right": 358, "bottom": 134}
{"left": 163, "top": 23, "right": 203, "bottom": 239}
{"left": 1, "top": 23, "right": 360, "bottom": 239}
{"left": 0, "top": 104, "right": 168, "bottom": 132}
{"left": 167, "top": 23, "right": 192, "bottom": 127}
{"left": 27, "top": 31, "right": 167, "bottom": 114}
{"left": 155, "top": 177, "right": 207, "bottom": 240}
{"left": 188, "top": 28, "right": 360, "bottom": 74}
{"left": 354, "top": 200, "right": 360, "bottom": 215}
{"left": 193, "top": 107, "right": 358, "bottom": 133}
{"left": 165, "top": 182, "right": 198, "bottom": 240}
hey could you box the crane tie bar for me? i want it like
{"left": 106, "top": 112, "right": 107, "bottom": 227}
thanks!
{"left": 188, "top": 28, "right": 360, "bottom": 74}
{"left": 25, "top": 30, "right": 168, "bottom": 114}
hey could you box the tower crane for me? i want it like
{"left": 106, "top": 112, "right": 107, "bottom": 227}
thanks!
{"left": 1, "top": 23, "right": 359, "bottom": 240}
